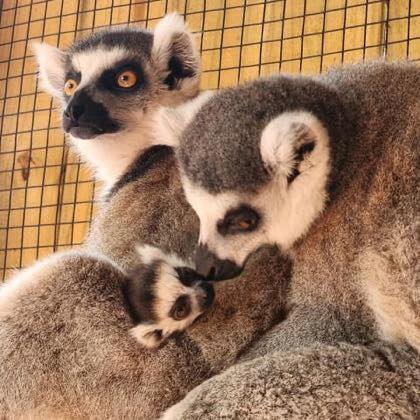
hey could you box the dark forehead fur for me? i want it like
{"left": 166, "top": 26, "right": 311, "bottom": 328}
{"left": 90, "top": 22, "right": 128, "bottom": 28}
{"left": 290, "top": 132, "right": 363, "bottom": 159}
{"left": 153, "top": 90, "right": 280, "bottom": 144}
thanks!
{"left": 123, "top": 261, "right": 160, "bottom": 324}
{"left": 69, "top": 27, "right": 153, "bottom": 57}
{"left": 178, "top": 74, "right": 347, "bottom": 193}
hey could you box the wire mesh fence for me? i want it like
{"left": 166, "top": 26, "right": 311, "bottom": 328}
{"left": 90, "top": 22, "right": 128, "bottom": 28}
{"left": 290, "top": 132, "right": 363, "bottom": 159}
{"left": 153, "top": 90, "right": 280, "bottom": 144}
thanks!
{"left": 0, "top": 0, "right": 419, "bottom": 280}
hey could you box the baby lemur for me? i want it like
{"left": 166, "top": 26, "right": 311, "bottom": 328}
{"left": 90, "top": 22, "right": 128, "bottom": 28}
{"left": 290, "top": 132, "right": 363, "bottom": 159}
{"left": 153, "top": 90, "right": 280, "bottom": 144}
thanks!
{"left": 0, "top": 243, "right": 288, "bottom": 419}
{"left": 124, "top": 245, "right": 214, "bottom": 348}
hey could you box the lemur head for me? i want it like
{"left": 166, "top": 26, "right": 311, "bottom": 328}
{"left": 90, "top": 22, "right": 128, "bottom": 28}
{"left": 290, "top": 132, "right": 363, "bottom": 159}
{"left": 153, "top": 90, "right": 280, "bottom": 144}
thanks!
{"left": 124, "top": 245, "right": 214, "bottom": 348}
{"left": 33, "top": 13, "right": 200, "bottom": 141}
{"left": 161, "top": 75, "right": 346, "bottom": 280}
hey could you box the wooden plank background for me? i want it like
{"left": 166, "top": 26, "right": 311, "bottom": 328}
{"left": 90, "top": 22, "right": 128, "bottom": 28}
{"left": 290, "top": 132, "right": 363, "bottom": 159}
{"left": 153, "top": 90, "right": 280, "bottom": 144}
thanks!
{"left": 0, "top": 0, "right": 419, "bottom": 280}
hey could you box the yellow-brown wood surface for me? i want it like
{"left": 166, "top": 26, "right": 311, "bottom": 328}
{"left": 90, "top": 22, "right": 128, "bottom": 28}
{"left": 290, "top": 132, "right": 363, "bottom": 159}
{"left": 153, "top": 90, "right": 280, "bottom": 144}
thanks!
{"left": 1, "top": 0, "right": 419, "bottom": 279}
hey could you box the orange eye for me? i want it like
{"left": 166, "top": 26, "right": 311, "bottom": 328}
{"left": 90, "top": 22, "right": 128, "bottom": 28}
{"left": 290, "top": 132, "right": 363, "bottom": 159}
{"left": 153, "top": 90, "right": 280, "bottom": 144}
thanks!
{"left": 236, "top": 220, "right": 251, "bottom": 230}
{"left": 64, "top": 79, "right": 78, "bottom": 96}
{"left": 174, "top": 305, "right": 189, "bottom": 321}
{"left": 116, "top": 70, "right": 137, "bottom": 89}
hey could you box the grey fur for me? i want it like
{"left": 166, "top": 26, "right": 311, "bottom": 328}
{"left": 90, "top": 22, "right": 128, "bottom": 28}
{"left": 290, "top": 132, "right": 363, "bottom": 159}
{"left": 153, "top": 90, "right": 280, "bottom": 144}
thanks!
{"left": 179, "top": 73, "right": 347, "bottom": 193}
{"left": 164, "top": 342, "right": 420, "bottom": 419}
{"left": 0, "top": 247, "right": 288, "bottom": 419}
{"left": 1, "top": 60, "right": 418, "bottom": 419}
{"left": 169, "top": 61, "right": 420, "bottom": 416}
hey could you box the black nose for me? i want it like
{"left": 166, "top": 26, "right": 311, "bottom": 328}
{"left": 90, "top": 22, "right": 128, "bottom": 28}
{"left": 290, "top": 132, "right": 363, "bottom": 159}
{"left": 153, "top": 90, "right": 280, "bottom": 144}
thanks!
{"left": 198, "top": 281, "right": 214, "bottom": 311}
{"left": 195, "top": 244, "right": 242, "bottom": 281}
{"left": 64, "top": 103, "right": 85, "bottom": 122}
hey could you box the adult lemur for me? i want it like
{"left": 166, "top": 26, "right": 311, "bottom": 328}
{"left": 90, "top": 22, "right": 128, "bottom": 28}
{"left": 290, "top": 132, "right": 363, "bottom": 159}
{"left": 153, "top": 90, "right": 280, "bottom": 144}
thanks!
{"left": 34, "top": 13, "right": 200, "bottom": 187}
{"left": 4, "top": 15, "right": 418, "bottom": 417}
{"left": 161, "top": 61, "right": 420, "bottom": 354}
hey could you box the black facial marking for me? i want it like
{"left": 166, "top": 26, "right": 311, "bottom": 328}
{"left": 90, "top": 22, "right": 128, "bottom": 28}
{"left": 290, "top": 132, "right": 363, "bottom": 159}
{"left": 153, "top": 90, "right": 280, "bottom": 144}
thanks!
{"left": 164, "top": 55, "right": 195, "bottom": 90}
{"left": 174, "top": 266, "right": 206, "bottom": 287}
{"left": 217, "top": 204, "right": 260, "bottom": 236}
{"left": 98, "top": 60, "right": 145, "bottom": 94}
{"left": 169, "top": 294, "right": 191, "bottom": 321}
{"left": 123, "top": 262, "right": 160, "bottom": 324}
{"left": 62, "top": 88, "right": 120, "bottom": 139}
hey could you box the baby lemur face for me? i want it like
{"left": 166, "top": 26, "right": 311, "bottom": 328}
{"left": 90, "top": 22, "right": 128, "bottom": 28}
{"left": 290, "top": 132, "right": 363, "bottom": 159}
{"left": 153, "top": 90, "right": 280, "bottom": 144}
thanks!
{"left": 33, "top": 14, "right": 200, "bottom": 141}
{"left": 124, "top": 246, "right": 214, "bottom": 348}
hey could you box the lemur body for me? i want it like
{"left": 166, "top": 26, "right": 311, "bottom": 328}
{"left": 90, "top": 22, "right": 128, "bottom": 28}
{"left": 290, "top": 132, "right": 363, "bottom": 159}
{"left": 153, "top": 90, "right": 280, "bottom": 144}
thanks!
{"left": 0, "top": 245, "right": 287, "bottom": 419}
{"left": 7, "top": 19, "right": 418, "bottom": 417}
{"left": 34, "top": 14, "right": 200, "bottom": 187}
{"left": 167, "top": 61, "right": 419, "bottom": 352}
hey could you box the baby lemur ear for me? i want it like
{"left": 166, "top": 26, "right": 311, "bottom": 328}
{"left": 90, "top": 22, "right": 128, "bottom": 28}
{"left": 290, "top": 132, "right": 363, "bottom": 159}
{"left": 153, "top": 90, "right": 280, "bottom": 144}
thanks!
{"left": 260, "top": 110, "right": 329, "bottom": 182}
{"left": 130, "top": 324, "right": 165, "bottom": 348}
{"left": 32, "top": 42, "right": 67, "bottom": 99}
{"left": 152, "top": 13, "right": 200, "bottom": 100}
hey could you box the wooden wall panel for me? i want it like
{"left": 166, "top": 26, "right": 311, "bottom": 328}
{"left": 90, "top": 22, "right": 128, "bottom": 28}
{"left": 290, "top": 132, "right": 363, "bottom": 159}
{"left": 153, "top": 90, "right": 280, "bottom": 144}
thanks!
{"left": 0, "top": 0, "right": 419, "bottom": 279}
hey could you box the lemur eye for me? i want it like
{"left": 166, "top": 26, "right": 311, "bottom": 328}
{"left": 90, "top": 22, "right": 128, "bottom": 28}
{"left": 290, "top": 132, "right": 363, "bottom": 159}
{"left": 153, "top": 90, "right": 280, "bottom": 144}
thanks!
{"left": 170, "top": 295, "right": 191, "bottom": 321}
{"left": 217, "top": 205, "right": 260, "bottom": 236}
{"left": 64, "top": 79, "right": 78, "bottom": 96}
{"left": 116, "top": 70, "right": 137, "bottom": 89}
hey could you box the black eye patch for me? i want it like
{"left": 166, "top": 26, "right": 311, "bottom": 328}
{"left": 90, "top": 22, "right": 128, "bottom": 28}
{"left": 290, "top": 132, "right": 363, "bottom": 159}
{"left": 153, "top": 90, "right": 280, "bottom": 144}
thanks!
{"left": 98, "top": 60, "right": 145, "bottom": 93}
{"left": 217, "top": 204, "right": 260, "bottom": 236}
{"left": 169, "top": 294, "right": 191, "bottom": 321}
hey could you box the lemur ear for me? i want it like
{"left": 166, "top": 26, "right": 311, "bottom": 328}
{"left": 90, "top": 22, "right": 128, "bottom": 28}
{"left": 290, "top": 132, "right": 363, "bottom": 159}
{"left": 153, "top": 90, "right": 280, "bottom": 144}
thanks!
{"left": 32, "top": 42, "right": 67, "bottom": 98}
{"left": 152, "top": 13, "right": 200, "bottom": 101}
{"left": 130, "top": 324, "right": 166, "bottom": 348}
{"left": 260, "top": 111, "right": 329, "bottom": 182}
{"left": 153, "top": 91, "right": 214, "bottom": 147}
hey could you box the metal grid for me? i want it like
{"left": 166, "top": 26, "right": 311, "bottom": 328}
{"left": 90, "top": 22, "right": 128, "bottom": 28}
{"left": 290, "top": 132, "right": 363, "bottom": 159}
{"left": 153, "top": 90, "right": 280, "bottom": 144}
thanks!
{"left": 1, "top": 0, "right": 419, "bottom": 280}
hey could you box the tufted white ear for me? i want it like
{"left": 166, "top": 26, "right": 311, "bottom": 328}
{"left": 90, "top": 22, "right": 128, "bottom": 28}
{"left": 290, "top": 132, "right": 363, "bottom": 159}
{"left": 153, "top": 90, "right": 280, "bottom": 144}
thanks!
{"left": 152, "top": 13, "right": 200, "bottom": 102}
{"left": 130, "top": 323, "right": 166, "bottom": 348}
{"left": 32, "top": 42, "right": 68, "bottom": 98}
{"left": 153, "top": 90, "right": 214, "bottom": 147}
{"left": 260, "top": 111, "right": 329, "bottom": 181}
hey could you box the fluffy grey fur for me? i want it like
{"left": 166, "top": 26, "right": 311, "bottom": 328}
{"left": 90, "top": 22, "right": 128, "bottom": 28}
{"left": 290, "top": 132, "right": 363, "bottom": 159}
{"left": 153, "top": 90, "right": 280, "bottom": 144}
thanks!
{"left": 1, "top": 60, "right": 418, "bottom": 419}
{"left": 166, "top": 60, "right": 420, "bottom": 417}
{"left": 0, "top": 247, "right": 288, "bottom": 419}
{"left": 179, "top": 73, "right": 347, "bottom": 193}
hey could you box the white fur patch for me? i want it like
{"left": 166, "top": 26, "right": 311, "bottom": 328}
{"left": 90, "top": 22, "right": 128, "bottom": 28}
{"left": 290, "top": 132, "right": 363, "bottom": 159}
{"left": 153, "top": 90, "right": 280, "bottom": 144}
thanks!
{"left": 32, "top": 42, "right": 67, "bottom": 98}
{"left": 260, "top": 110, "right": 329, "bottom": 177}
{"left": 136, "top": 244, "right": 191, "bottom": 268}
{"left": 71, "top": 47, "right": 128, "bottom": 90}
{"left": 152, "top": 13, "right": 190, "bottom": 62}
{"left": 153, "top": 90, "right": 214, "bottom": 147}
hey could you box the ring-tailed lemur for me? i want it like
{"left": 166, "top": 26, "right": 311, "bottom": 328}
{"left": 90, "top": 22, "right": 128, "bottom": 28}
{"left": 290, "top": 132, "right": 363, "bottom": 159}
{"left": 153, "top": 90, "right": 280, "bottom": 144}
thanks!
{"left": 160, "top": 61, "right": 420, "bottom": 352}
{"left": 125, "top": 245, "right": 214, "bottom": 348}
{"left": 33, "top": 13, "right": 200, "bottom": 187}
{"left": 0, "top": 245, "right": 288, "bottom": 418}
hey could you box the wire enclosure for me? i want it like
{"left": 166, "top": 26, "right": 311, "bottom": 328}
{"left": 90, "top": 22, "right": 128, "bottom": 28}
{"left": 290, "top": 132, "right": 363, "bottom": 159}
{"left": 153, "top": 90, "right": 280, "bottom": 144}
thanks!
{"left": 0, "top": 0, "right": 419, "bottom": 280}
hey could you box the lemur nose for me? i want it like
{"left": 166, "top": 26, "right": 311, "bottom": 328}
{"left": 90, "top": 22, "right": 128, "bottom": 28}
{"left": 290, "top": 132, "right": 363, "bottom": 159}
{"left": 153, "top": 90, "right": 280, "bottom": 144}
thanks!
{"left": 195, "top": 244, "right": 242, "bottom": 281}
{"left": 65, "top": 104, "right": 85, "bottom": 122}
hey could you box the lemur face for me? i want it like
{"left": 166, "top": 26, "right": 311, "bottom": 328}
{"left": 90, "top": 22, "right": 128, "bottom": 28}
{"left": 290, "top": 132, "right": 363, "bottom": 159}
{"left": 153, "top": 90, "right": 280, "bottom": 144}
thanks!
{"left": 33, "top": 14, "right": 200, "bottom": 140}
{"left": 124, "top": 246, "right": 214, "bottom": 348}
{"left": 182, "top": 111, "right": 331, "bottom": 280}
{"left": 162, "top": 77, "right": 338, "bottom": 280}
